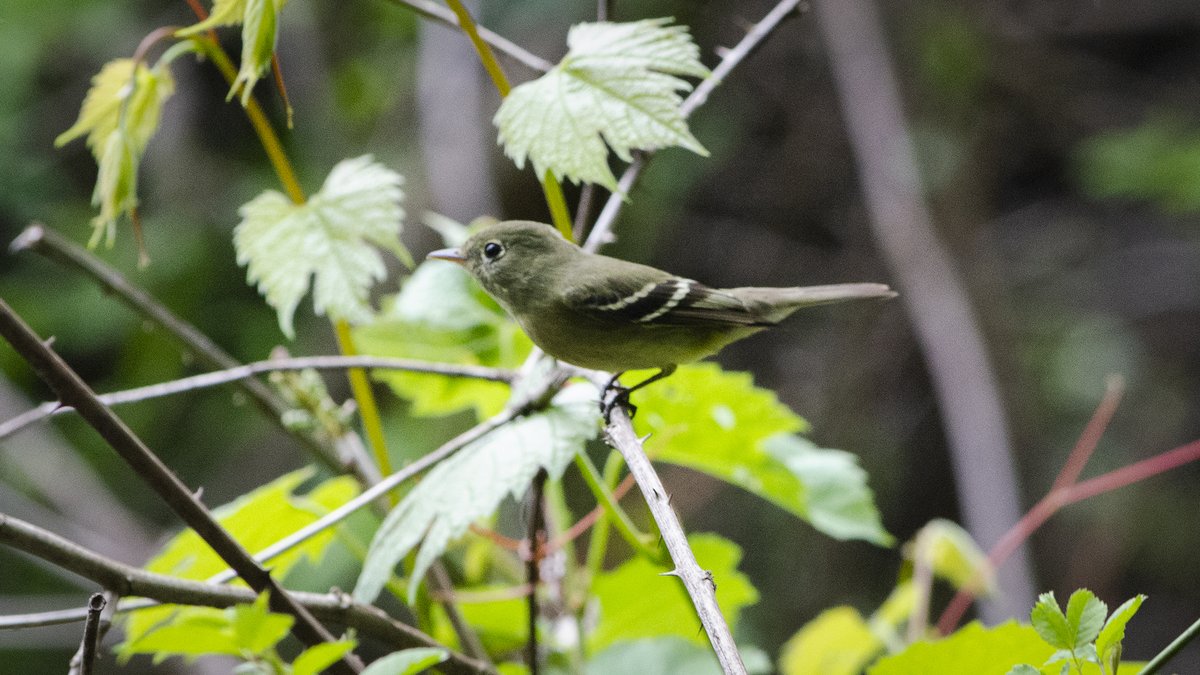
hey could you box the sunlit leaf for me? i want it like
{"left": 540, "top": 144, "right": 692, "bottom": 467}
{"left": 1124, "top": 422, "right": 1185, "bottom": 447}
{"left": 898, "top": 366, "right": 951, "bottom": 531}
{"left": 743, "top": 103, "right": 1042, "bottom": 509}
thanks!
{"left": 1095, "top": 595, "right": 1145, "bottom": 672}
{"left": 495, "top": 18, "right": 708, "bottom": 191}
{"left": 235, "top": 155, "right": 406, "bottom": 337}
{"left": 177, "top": 0, "right": 251, "bottom": 34}
{"left": 55, "top": 57, "right": 175, "bottom": 245}
{"left": 117, "top": 608, "right": 242, "bottom": 663}
{"left": 633, "top": 364, "right": 891, "bottom": 545}
{"left": 910, "top": 519, "right": 991, "bottom": 593}
{"left": 779, "top": 606, "right": 882, "bottom": 675}
{"left": 121, "top": 468, "right": 358, "bottom": 648}
{"left": 231, "top": 592, "right": 294, "bottom": 654}
{"left": 1064, "top": 589, "right": 1107, "bottom": 648}
{"left": 868, "top": 621, "right": 1055, "bottom": 674}
{"left": 292, "top": 640, "right": 359, "bottom": 675}
{"left": 588, "top": 533, "right": 758, "bottom": 652}
{"left": 353, "top": 384, "right": 599, "bottom": 604}
{"left": 360, "top": 648, "right": 449, "bottom": 675}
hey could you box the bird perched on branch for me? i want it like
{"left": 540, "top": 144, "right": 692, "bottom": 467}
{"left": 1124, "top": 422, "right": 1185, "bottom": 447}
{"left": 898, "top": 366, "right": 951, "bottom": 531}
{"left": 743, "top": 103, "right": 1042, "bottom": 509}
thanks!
{"left": 429, "top": 220, "right": 894, "bottom": 417}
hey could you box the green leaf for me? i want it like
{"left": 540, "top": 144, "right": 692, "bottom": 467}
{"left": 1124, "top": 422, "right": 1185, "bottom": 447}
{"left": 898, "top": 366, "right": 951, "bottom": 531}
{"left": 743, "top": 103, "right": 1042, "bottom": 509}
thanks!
{"left": 911, "top": 519, "right": 992, "bottom": 593}
{"left": 868, "top": 621, "right": 1056, "bottom": 675}
{"left": 632, "top": 364, "right": 891, "bottom": 545}
{"left": 779, "top": 606, "right": 883, "bottom": 675}
{"left": 765, "top": 435, "right": 894, "bottom": 545}
{"left": 292, "top": 640, "right": 359, "bottom": 675}
{"left": 354, "top": 258, "right": 530, "bottom": 419}
{"left": 588, "top": 533, "right": 758, "bottom": 652}
{"left": 1077, "top": 117, "right": 1200, "bottom": 212}
{"left": 55, "top": 57, "right": 175, "bottom": 245}
{"left": 122, "top": 469, "right": 357, "bottom": 647}
{"left": 353, "top": 384, "right": 599, "bottom": 604}
{"left": 231, "top": 0, "right": 284, "bottom": 105}
{"left": 1064, "top": 589, "right": 1107, "bottom": 648}
{"left": 235, "top": 155, "right": 406, "bottom": 338}
{"left": 1005, "top": 666, "right": 1043, "bottom": 675}
{"left": 117, "top": 608, "right": 242, "bottom": 663}
{"left": 360, "top": 648, "right": 449, "bottom": 675}
{"left": 494, "top": 18, "right": 709, "bottom": 191}
{"left": 231, "top": 592, "right": 293, "bottom": 654}
{"left": 177, "top": 0, "right": 251, "bottom": 34}
{"left": 1095, "top": 595, "right": 1145, "bottom": 671}
{"left": 1031, "top": 592, "right": 1073, "bottom": 650}
{"left": 429, "top": 585, "right": 528, "bottom": 655}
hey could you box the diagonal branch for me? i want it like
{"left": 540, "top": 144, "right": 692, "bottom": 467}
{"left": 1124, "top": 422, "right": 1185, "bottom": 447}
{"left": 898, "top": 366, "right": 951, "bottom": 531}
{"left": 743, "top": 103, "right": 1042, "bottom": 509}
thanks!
{"left": 584, "top": 0, "right": 806, "bottom": 252}
{"left": 380, "top": 0, "right": 553, "bottom": 73}
{"left": 0, "top": 299, "right": 363, "bottom": 674}
{"left": 0, "top": 512, "right": 494, "bottom": 675}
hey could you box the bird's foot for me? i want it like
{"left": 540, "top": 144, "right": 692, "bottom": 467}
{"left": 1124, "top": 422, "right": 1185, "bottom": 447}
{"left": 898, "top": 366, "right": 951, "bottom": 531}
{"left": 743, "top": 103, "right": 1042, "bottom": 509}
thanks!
{"left": 600, "top": 374, "right": 636, "bottom": 423}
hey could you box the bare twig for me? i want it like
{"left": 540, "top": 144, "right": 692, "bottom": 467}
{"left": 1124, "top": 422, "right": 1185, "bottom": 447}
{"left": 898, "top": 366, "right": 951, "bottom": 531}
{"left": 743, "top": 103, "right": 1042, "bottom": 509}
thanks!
{"left": 0, "top": 299, "right": 363, "bottom": 674}
{"left": 584, "top": 0, "right": 805, "bottom": 252}
{"left": 10, "top": 223, "right": 348, "bottom": 472}
{"left": 379, "top": 0, "right": 553, "bottom": 73}
{"left": 526, "top": 470, "right": 548, "bottom": 675}
{"left": 602, "top": 407, "right": 746, "bottom": 674}
{"left": 0, "top": 512, "right": 494, "bottom": 675}
{"left": 73, "top": 593, "right": 105, "bottom": 675}
{"left": 813, "top": 0, "right": 1034, "bottom": 620}
{"left": 0, "top": 355, "right": 515, "bottom": 441}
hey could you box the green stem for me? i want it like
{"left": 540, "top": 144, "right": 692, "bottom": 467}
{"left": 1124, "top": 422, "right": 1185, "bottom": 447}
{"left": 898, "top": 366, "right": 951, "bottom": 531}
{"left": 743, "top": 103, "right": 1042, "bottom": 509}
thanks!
{"left": 573, "top": 453, "right": 662, "bottom": 563}
{"left": 584, "top": 450, "right": 625, "bottom": 579}
{"left": 335, "top": 321, "right": 394, "bottom": 480}
{"left": 441, "top": 0, "right": 573, "bottom": 238}
{"left": 1141, "top": 614, "right": 1200, "bottom": 674}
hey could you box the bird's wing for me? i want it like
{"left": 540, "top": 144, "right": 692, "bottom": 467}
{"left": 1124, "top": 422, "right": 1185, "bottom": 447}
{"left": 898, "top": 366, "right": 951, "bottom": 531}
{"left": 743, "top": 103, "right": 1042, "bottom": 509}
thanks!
{"left": 566, "top": 274, "right": 769, "bottom": 327}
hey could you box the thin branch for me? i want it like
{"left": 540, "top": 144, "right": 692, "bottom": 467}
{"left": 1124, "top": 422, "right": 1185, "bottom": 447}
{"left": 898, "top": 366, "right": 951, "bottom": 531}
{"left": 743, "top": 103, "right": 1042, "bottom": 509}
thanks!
{"left": 584, "top": 0, "right": 805, "bottom": 252}
{"left": 0, "top": 354, "right": 515, "bottom": 441}
{"left": 602, "top": 405, "right": 746, "bottom": 675}
{"left": 76, "top": 593, "right": 105, "bottom": 675}
{"left": 526, "top": 470, "right": 548, "bottom": 675}
{"left": 0, "top": 299, "right": 362, "bottom": 674}
{"left": 67, "top": 590, "right": 117, "bottom": 675}
{"left": 0, "top": 512, "right": 494, "bottom": 675}
{"left": 380, "top": 0, "right": 553, "bottom": 73}
{"left": 9, "top": 223, "right": 347, "bottom": 472}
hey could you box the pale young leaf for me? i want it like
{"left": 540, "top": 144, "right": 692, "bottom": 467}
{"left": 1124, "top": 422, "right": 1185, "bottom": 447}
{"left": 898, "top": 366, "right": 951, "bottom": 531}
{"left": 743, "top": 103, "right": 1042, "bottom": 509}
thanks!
{"left": 779, "top": 606, "right": 882, "bottom": 675}
{"left": 494, "top": 18, "right": 709, "bottom": 191}
{"left": 1095, "top": 595, "right": 1146, "bottom": 669}
{"left": 353, "top": 384, "right": 599, "bottom": 604}
{"left": 235, "top": 155, "right": 406, "bottom": 337}
{"left": 359, "top": 648, "right": 449, "bottom": 675}
{"left": 292, "top": 640, "right": 359, "bottom": 675}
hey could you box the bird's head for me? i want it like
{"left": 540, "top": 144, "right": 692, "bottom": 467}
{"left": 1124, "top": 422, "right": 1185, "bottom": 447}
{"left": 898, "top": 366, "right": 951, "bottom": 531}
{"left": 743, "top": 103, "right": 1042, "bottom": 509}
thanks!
{"left": 427, "top": 220, "right": 577, "bottom": 306}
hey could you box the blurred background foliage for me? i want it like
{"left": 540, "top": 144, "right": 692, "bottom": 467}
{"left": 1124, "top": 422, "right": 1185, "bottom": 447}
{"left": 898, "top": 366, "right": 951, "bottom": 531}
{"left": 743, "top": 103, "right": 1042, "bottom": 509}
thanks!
{"left": 1, "top": 0, "right": 1198, "bottom": 671}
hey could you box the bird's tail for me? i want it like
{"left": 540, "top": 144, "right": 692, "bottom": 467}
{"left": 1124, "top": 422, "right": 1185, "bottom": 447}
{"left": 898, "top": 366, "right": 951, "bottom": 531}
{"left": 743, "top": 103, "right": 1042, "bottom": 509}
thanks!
{"left": 732, "top": 283, "right": 896, "bottom": 323}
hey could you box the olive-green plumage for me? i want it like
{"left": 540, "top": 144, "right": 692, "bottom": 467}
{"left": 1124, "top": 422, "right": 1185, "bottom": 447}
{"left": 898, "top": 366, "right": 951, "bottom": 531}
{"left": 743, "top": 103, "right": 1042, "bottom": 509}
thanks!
{"left": 428, "top": 221, "right": 894, "bottom": 376}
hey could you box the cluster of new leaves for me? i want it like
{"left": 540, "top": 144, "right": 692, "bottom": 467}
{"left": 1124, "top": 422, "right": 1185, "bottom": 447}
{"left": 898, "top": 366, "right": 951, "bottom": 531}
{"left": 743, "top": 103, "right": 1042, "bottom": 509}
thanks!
{"left": 55, "top": 56, "right": 176, "bottom": 246}
{"left": 178, "top": 0, "right": 288, "bottom": 104}
{"left": 495, "top": 18, "right": 710, "bottom": 191}
{"left": 1009, "top": 590, "right": 1146, "bottom": 675}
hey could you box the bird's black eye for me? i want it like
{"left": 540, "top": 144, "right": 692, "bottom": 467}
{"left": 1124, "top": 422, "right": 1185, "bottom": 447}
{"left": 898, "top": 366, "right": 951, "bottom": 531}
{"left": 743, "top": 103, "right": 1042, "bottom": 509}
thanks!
{"left": 482, "top": 241, "right": 504, "bottom": 260}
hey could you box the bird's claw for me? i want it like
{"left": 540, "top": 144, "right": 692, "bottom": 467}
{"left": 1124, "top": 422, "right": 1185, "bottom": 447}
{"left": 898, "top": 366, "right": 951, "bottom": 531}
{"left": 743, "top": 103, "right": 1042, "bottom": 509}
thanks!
{"left": 600, "top": 377, "right": 636, "bottom": 423}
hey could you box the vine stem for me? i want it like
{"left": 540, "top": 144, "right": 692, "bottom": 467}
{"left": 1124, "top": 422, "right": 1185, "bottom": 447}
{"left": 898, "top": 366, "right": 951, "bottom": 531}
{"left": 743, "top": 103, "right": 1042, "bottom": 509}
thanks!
{"left": 335, "top": 320, "right": 395, "bottom": 478}
{"left": 441, "top": 0, "right": 573, "bottom": 239}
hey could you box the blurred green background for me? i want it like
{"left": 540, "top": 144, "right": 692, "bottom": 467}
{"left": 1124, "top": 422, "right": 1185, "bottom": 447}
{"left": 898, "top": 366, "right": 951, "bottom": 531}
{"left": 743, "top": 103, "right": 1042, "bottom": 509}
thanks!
{"left": 2, "top": 0, "right": 1199, "bottom": 671}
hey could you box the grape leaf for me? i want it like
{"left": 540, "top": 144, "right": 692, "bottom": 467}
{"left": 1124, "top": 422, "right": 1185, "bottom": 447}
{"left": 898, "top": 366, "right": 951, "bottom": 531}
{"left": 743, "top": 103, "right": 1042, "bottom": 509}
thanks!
{"left": 779, "top": 606, "right": 883, "bottom": 675}
{"left": 632, "top": 364, "right": 891, "bottom": 545}
{"left": 495, "top": 18, "right": 709, "bottom": 191}
{"left": 353, "top": 384, "right": 599, "bottom": 604}
{"left": 588, "top": 533, "right": 758, "bottom": 652}
{"left": 869, "top": 621, "right": 1056, "bottom": 674}
{"left": 235, "top": 155, "right": 407, "bottom": 337}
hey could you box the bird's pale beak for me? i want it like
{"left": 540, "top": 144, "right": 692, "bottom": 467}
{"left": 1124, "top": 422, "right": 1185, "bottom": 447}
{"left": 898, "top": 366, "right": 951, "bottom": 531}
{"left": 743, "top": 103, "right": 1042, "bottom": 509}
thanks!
{"left": 427, "top": 247, "right": 467, "bottom": 265}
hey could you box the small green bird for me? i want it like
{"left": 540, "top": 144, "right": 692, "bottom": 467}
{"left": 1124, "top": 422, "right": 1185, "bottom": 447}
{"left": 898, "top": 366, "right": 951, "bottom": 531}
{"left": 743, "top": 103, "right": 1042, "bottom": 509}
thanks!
{"left": 429, "top": 220, "right": 894, "bottom": 414}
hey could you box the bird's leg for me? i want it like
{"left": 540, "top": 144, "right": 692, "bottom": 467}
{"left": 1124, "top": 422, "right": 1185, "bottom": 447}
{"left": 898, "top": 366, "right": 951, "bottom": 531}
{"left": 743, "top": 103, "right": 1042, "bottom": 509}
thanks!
{"left": 600, "top": 365, "right": 677, "bottom": 423}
